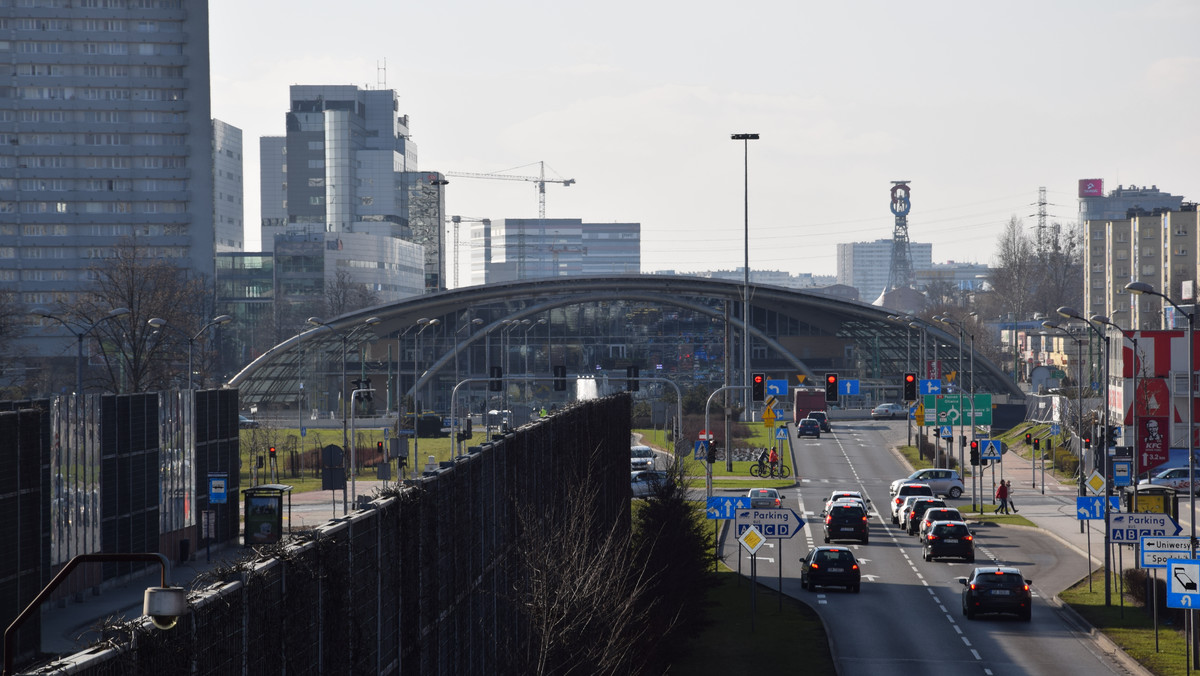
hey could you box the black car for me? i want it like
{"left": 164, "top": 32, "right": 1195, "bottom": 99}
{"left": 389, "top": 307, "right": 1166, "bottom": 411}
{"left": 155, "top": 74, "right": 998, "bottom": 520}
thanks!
{"left": 905, "top": 497, "right": 946, "bottom": 535}
{"left": 923, "top": 520, "right": 975, "bottom": 562}
{"left": 797, "top": 419, "right": 821, "bottom": 438}
{"left": 808, "top": 410, "right": 832, "bottom": 432}
{"left": 961, "top": 566, "right": 1032, "bottom": 620}
{"left": 823, "top": 502, "right": 868, "bottom": 544}
{"left": 801, "top": 546, "right": 861, "bottom": 592}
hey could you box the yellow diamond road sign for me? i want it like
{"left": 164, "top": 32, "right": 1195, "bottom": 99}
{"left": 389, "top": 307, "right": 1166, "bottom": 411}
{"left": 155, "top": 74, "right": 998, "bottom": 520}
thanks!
{"left": 1087, "top": 470, "right": 1106, "bottom": 495}
{"left": 739, "top": 525, "right": 765, "bottom": 554}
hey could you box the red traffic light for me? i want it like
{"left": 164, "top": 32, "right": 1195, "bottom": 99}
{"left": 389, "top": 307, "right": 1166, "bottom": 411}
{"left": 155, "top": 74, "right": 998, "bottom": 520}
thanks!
{"left": 268, "top": 446, "right": 276, "bottom": 457}
{"left": 826, "top": 374, "right": 836, "bottom": 384}
{"left": 969, "top": 440, "right": 978, "bottom": 450}
{"left": 753, "top": 374, "right": 764, "bottom": 384}
{"left": 905, "top": 374, "right": 915, "bottom": 383}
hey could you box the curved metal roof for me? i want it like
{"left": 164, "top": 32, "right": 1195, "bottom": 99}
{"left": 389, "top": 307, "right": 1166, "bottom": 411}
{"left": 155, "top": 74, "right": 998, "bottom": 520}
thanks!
{"left": 228, "top": 274, "right": 1021, "bottom": 407}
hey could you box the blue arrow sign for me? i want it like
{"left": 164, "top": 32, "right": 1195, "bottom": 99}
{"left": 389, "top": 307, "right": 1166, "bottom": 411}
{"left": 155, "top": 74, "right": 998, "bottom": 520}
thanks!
{"left": 706, "top": 496, "right": 752, "bottom": 520}
{"left": 840, "top": 379, "right": 860, "bottom": 395}
{"left": 981, "top": 440, "right": 1002, "bottom": 459}
{"left": 694, "top": 440, "right": 709, "bottom": 461}
{"left": 766, "top": 379, "right": 788, "bottom": 397}
{"left": 1167, "top": 558, "right": 1200, "bottom": 609}
{"left": 1076, "top": 495, "right": 1119, "bottom": 520}
{"left": 775, "top": 426, "right": 789, "bottom": 440}
{"left": 1110, "top": 512, "right": 1183, "bottom": 542}
{"left": 1050, "top": 423, "right": 1061, "bottom": 436}
{"left": 921, "top": 379, "right": 941, "bottom": 395}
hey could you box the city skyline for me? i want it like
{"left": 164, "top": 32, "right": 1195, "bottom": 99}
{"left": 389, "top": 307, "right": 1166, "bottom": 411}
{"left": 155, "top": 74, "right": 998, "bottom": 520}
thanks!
{"left": 211, "top": 0, "right": 1200, "bottom": 278}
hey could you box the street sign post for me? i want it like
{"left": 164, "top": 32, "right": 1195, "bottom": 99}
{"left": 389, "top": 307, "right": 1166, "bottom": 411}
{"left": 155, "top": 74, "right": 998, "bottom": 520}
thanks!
{"left": 1076, "top": 495, "right": 1119, "bottom": 520}
{"left": 920, "top": 379, "right": 941, "bottom": 395}
{"left": 775, "top": 426, "right": 789, "bottom": 440}
{"left": 1167, "top": 558, "right": 1200, "bottom": 609}
{"left": 706, "top": 496, "right": 751, "bottom": 520}
{"left": 766, "top": 379, "right": 788, "bottom": 397}
{"left": 694, "top": 440, "right": 708, "bottom": 461}
{"left": 980, "top": 440, "right": 1002, "bottom": 461}
{"left": 1142, "top": 536, "right": 1192, "bottom": 568}
{"left": 1110, "top": 512, "right": 1183, "bottom": 543}
{"left": 734, "top": 508, "right": 807, "bottom": 539}
{"left": 839, "top": 379, "right": 860, "bottom": 396}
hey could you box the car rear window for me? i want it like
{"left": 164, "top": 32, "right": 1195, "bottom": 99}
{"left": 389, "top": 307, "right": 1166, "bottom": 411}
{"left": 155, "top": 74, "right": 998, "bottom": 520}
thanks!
{"left": 899, "top": 484, "right": 934, "bottom": 496}
{"left": 933, "top": 523, "right": 970, "bottom": 537}
{"left": 975, "top": 572, "right": 1023, "bottom": 588}
{"left": 815, "top": 549, "right": 854, "bottom": 564}
{"left": 829, "top": 505, "right": 864, "bottom": 518}
{"left": 925, "top": 509, "right": 959, "bottom": 521}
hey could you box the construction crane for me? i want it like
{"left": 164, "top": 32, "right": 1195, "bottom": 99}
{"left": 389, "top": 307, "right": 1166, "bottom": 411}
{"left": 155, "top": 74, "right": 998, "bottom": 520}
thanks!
{"left": 446, "top": 161, "right": 575, "bottom": 219}
{"left": 449, "top": 215, "right": 490, "bottom": 288}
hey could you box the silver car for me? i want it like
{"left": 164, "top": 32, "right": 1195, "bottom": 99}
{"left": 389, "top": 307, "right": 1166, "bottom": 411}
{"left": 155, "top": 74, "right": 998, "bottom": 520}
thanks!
{"left": 890, "top": 468, "right": 965, "bottom": 499}
{"left": 630, "top": 445, "right": 656, "bottom": 471}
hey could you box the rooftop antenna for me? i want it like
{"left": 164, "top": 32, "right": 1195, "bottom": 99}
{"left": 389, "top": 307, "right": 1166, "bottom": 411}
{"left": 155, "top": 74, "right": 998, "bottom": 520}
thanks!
{"left": 377, "top": 58, "right": 387, "bottom": 90}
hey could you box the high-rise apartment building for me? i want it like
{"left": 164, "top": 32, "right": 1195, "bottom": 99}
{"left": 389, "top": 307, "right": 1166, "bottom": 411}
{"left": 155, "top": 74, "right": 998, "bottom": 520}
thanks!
{"left": 2, "top": 0, "right": 214, "bottom": 362}
{"left": 213, "top": 119, "right": 243, "bottom": 252}
{"left": 836, "top": 239, "right": 934, "bottom": 301}
{"left": 473, "top": 218, "right": 640, "bottom": 284}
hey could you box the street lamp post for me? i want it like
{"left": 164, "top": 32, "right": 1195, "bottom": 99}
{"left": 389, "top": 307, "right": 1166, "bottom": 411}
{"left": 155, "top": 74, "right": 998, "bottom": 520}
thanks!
{"left": 935, "top": 315, "right": 969, "bottom": 505}
{"left": 307, "top": 316, "right": 381, "bottom": 514}
{"left": 1043, "top": 320, "right": 1086, "bottom": 513}
{"left": 1058, "top": 306, "right": 1113, "bottom": 606}
{"left": 732, "top": 132, "right": 759, "bottom": 415}
{"left": 1125, "top": 281, "right": 1197, "bottom": 664}
{"left": 32, "top": 307, "right": 131, "bottom": 397}
{"left": 454, "top": 316, "right": 483, "bottom": 422}
{"left": 413, "top": 317, "right": 440, "bottom": 465}
{"left": 147, "top": 314, "right": 233, "bottom": 390}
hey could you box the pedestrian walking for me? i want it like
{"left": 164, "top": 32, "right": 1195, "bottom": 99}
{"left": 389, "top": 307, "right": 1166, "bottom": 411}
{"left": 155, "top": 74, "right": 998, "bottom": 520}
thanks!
{"left": 994, "top": 480, "right": 1009, "bottom": 514}
{"left": 1006, "top": 480, "right": 1017, "bottom": 512}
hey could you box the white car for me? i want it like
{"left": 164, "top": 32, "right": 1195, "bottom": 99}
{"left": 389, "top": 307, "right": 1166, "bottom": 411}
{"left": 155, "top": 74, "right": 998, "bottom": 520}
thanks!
{"left": 630, "top": 445, "right": 656, "bottom": 471}
{"left": 872, "top": 403, "right": 907, "bottom": 420}
{"left": 891, "top": 483, "right": 935, "bottom": 523}
{"left": 820, "top": 490, "right": 871, "bottom": 515}
{"left": 631, "top": 470, "right": 669, "bottom": 498}
{"left": 1139, "top": 466, "right": 1200, "bottom": 495}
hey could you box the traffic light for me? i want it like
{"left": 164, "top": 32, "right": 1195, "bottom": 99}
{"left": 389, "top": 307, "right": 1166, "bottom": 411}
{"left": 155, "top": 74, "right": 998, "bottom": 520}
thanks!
{"left": 377, "top": 441, "right": 384, "bottom": 456}
{"left": 1024, "top": 432, "right": 1032, "bottom": 446}
{"left": 1033, "top": 438, "right": 1040, "bottom": 451}
{"left": 626, "top": 365, "right": 640, "bottom": 391}
{"left": 969, "top": 439, "right": 979, "bottom": 466}
{"left": 903, "top": 372, "right": 917, "bottom": 401}
{"left": 268, "top": 446, "right": 276, "bottom": 459}
{"left": 489, "top": 366, "right": 503, "bottom": 392}
{"left": 752, "top": 373, "right": 765, "bottom": 402}
{"left": 362, "top": 378, "right": 372, "bottom": 402}
{"left": 824, "top": 373, "right": 839, "bottom": 403}
{"left": 1083, "top": 433, "right": 1092, "bottom": 449}
{"left": 553, "top": 365, "right": 567, "bottom": 391}
{"left": 1045, "top": 437, "right": 1052, "bottom": 451}
{"left": 351, "top": 378, "right": 363, "bottom": 401}
{"left": 456, "top": 430, "right": 471, "bottom": 442}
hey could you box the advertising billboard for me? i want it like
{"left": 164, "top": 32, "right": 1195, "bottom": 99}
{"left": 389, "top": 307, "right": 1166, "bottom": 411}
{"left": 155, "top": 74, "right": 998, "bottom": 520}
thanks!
{"left": 1079, "top": 178, "right": 1104, "bottom": 197}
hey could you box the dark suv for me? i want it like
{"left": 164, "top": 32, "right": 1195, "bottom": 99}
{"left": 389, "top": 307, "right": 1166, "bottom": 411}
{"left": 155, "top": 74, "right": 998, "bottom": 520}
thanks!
{"left": 960, "top": 566, "right": 1032, "bottom": 620}
{"left": 801, "top": 546, "right": 861, "bottom": 592}
{"left": 823, "top": 502, "right": 869, "bottom": 544}
{"left": 923, "top": 520, "right": 974, "bottom": 562}
{"left": 905, "top": 497, "right": 946, "bottom": 535}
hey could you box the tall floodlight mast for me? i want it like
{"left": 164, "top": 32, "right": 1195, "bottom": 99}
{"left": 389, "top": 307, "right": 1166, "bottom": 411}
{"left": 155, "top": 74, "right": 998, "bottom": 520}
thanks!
{"left": 887, "top": 181, "right": 914, "bottom": 291}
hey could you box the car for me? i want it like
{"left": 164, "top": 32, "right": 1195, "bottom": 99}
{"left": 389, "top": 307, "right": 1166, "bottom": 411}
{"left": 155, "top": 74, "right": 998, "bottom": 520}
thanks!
{"left": 823, "top": 502, "right": 869, "bottom": 544}
{"left": 1139, "top": 466, "right": 1200, "bottom": 495}
{"left": 238, "top": 414, "right": 259, "bottom": 429}
{"left": 747, "top": 487, "right": 784, "bottom": 508}
{"left": 801, "top": 546, "right": 861, "bottom": 592}
{"left": 904, "top": 497, "right": 946, "bottom": 535}
{"left": 891, "top": 483, "right": 935, "bottom": 523}
{"left": 894, "top": 495, "right": 925, "bottom": 530}
{"left": 924, "top": 520, "right": 975, "bottom": 562}
{"left": 631, "top": 470, "right": 669, "bottom": 498}
{"left": 630, "top": 445, "right": 656, "bottom": 471}
{"left": 917, "top": 507, "right": 963, "bottom": 539}
{"left": 797, "top": 419, "right": 821, "bottom": 438}
{"left": 808, "top": 410, "right": 832, "bottom": 432}
{"left": 890, "top": 468, "right": 965, "bottom": 499}
{"left": 960, "top": 566, "right": 1032, "bottom": 620}
{"left": 821, "top": 490, "right": 871, "bottom": 515}
{"left": 872, "top": 403, "right": 907, "bottom": 420}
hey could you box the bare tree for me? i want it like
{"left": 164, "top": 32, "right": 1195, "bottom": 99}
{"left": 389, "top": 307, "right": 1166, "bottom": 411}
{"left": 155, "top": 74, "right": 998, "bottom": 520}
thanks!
{"left": 325, "top": 269, "right": 381, "bottom": 318}
{"left": 0, "top": 288, "right": 29, "bottom": 395}
{"left": 68, "top": 239, "right": 211, "bottom": 393}
{"left": 981, "top": 216, "right": 1039, "bottom": 322}
{"left": 1033, "top": 222, "right": 1083, "bottom": 318}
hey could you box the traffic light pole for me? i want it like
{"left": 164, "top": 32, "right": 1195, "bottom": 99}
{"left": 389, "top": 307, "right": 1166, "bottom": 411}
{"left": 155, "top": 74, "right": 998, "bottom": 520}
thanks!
{"left": 349, "top": 387, "right": 374, "bottom": 509}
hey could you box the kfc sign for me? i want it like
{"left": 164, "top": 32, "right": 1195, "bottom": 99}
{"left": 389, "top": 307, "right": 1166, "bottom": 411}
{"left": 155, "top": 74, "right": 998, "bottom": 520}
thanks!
{"left": 1138, "top": 415, "right": 1170, "bottom": 473}
{"left": 1079, "top": 178, "right": 1104, "bottom": 197}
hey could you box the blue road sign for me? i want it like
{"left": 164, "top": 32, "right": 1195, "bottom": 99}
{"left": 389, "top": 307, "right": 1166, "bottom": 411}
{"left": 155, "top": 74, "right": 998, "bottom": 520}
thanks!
{"left": 1110, "top": 512, "right": 1183, "bottom": 542}
{"left": 940, "top": 425, "right": 953, "bottom": 439}
{"left": 734, "top": 507, "right": 807, "bottom": 539}
{"left": 1076, "top": 495, "right": 1120, "bottom": 520}
{"left": 1050, "top": 423, "right": 1061, "bottom": 436}
{"left": 981, "top": 440, "right": 1002, "bottom": 460}
{"left": 208, "top": 473, "right": 228, "bottom": 505}
{"left": 921, "top": 379, "right": 941, "bottom": 395}
{"left": 694, "top": 440, "right": 709, "bottom": 461}
{"left": 1112, "top": 460, "right": 1132, "bottom": 487}
{"left": 766, "top": 379, "right": 788, "bottom": 397}
{"left": 840, "top": 379, "right": 860, "bottom": 395}
{"left": 908, "top": 405, "right": 917, "bottom": 420}
{"left": 706, "top": 496, "right": 752, "bottom": 520}
{"left": 300, "top": 427, "right": 307, "bottom": 437}
{"left": 775, "top": 426, "right": 789, "bottom": 440}
{"left": 773, "top": 408, "right": 786, "bottom": 419}
{"left": 1167, "top": 558, "right": 1200, "bottom": 609}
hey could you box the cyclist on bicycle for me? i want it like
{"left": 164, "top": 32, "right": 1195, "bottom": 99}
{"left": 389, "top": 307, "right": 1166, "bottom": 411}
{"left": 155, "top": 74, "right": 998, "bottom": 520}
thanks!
{"left": 756, "top": 448, "right": 770, "bottom": 475}
{"left": 768, "top": 446, "right": 779, "bottom": 475}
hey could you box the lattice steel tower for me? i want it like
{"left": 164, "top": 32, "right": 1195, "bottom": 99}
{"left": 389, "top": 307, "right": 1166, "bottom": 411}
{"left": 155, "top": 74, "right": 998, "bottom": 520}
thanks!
{"left": 887, "top": 181, "right": 914, "bottom": 290}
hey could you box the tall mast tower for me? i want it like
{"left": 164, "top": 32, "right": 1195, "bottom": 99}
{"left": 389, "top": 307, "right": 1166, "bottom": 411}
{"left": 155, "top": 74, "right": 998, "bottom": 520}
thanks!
{"left": 887, "top": 180, "right": 914, "bottom": 290}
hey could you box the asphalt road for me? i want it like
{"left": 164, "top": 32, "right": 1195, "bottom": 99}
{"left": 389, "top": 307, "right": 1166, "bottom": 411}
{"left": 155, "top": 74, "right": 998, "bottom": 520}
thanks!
{"left": 718, "top": 419, "right": 1145, "bottom": 676}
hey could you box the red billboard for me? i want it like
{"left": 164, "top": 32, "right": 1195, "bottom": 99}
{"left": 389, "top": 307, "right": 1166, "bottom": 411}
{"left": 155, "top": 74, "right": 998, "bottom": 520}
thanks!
{"left": 1137, "top": 415, "right": 1170, "bottom": 473}
{"left": 1079, "top": 178, "right": 1104, "bottom": 197}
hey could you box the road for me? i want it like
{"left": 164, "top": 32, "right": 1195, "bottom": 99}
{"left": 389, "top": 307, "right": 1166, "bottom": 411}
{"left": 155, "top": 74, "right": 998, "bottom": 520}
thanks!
{"left": 718, "top": 419, "right": 1148, "bottom": 676}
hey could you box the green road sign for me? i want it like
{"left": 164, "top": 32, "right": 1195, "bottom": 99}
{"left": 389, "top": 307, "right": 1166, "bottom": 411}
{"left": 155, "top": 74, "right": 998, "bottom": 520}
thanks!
{"left": 922, "top": 393, "right": 993, "bottom": 427}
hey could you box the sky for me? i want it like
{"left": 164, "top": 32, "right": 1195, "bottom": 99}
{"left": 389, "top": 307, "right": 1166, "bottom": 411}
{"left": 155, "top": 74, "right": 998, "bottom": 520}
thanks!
{"left": 210, "top": 0, "right": 1200, "bottom": 282}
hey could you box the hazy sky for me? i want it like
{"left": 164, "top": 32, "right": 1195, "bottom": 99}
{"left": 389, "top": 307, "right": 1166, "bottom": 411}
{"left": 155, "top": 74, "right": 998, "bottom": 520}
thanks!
{"left": 210, "top": 0, "right": 1200, "bottom": 281}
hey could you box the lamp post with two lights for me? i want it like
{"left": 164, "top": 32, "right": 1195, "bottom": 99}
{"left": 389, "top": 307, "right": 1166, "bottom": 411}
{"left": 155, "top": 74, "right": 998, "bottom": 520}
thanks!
{"left": 147, "top": 314, "right": 233, "bottom": 390}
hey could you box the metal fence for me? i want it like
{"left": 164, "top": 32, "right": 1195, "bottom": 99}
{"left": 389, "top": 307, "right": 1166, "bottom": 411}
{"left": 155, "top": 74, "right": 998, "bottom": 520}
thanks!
{"left": 42, "top": 394, "right": 631, "bottom": 676}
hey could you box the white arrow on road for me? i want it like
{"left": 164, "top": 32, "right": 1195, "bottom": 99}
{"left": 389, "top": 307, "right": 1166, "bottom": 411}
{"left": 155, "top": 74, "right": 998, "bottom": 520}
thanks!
{"left": 861, "top": 574, "right": 881, "bottom": 582}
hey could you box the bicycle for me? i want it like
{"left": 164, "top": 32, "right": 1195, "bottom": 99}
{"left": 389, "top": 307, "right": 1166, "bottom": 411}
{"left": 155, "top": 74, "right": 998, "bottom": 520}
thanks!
{"left": 750, "top": 461, "right": 791, "bottom": 479}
